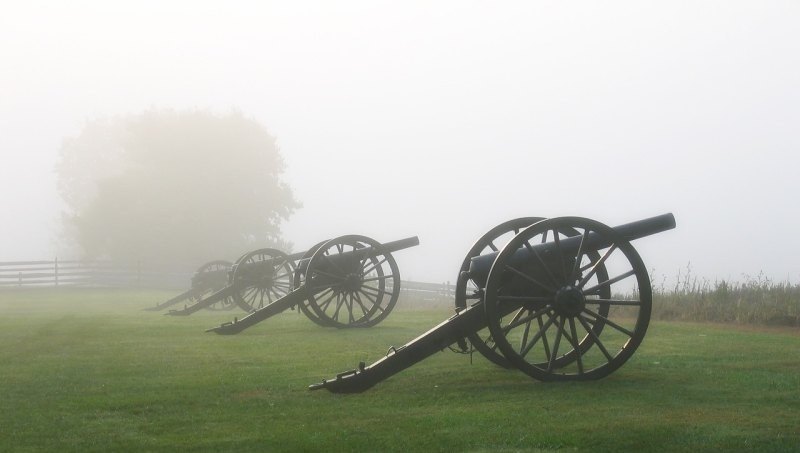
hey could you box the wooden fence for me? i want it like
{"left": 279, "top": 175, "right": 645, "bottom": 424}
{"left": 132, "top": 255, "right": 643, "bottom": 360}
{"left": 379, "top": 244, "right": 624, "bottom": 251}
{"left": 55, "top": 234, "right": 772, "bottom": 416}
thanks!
{"left": 399, "top": 280, "right": 455, "bottom": 300}
{"left": 0, "top": 259, "right": 455, "bottom": 299}
{"left": 0, "top": 259, "right": 191, "bottom": 289}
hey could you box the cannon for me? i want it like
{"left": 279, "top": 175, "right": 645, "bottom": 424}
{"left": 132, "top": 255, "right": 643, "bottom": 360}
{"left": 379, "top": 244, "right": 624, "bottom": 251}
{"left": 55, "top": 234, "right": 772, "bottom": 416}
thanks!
{"left": 310, "top": 213, "right": 676, "bottom": 393}
{"left": 165, "top": 247, "right": 305, "bottom": 316}
{"left": 203, "top": 234, "right": 420, "bottom": 334}
{"left": 145, "top": 260, "right": 234, "bottom": 311}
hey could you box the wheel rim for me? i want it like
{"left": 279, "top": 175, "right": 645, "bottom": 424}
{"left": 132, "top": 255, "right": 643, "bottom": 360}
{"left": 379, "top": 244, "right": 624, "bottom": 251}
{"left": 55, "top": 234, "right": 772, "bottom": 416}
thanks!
{"left": 455, "top": 217, "right": 545, "bottom": 367}
{"left": 294, "top": 240, "right": 336, "bottom": 327}
{"left": 231, "top": 248, "right": 295, "bottom": 312}
{"left": 484, "top": 217, "right": 651, "bottom": 381}
{"left": 304, "top": 235, "right": 400, "bottom": 328}
{"left": 190, "top": 260, "right": 236, "bottom": 310}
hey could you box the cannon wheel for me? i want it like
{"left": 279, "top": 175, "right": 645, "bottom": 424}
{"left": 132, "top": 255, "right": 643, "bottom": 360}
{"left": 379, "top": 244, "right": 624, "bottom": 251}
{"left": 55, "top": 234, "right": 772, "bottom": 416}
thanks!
{"left": 294, "top": 240, "right": 338, "bottom": 327}
{"left": 456, "top": 218, "right": 610, "bottom": 369}
{"left": 455, "top": 217, "right": 545, "bottom": 367}
{"left": 230, "top": 248, "right": 295, "bottom": 312}
{"left": 192, "top": 260, "right": 236, "bottom": 311}
{"left": 484, "top": 216, "right": 651, "bottom": 381}
{"left": 303, "top": 235, "right": 400, "bottom": 328}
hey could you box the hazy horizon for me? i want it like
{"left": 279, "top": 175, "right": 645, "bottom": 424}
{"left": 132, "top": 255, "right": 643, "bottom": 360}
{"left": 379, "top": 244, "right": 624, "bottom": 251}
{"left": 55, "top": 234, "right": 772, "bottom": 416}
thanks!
{"left": 2, "top": 1, "right": 799, "bottom": 285}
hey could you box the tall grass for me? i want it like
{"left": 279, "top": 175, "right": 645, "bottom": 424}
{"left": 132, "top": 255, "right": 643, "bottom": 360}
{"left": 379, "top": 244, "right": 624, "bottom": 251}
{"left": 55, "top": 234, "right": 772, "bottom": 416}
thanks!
{"left": 651, "top": 264, "right": 800, "bottom": 326}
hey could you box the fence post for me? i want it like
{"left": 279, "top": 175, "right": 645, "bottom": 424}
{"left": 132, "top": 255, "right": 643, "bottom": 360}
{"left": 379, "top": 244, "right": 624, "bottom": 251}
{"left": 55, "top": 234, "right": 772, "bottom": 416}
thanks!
{"left": 18, "top": 271, "right": 22, "bottom": 287}
{"left": 54, "top": 257, "right": 59, "bottom": 287}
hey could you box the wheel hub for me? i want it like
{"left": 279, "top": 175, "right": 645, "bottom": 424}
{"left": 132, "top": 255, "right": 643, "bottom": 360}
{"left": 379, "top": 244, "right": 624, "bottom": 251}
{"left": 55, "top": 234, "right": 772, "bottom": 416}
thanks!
{"left": 255, "top": 266, "right": 276, "bottom": 288}
{"left": 258, "top": 275, "right": 274, "bottom": 288}
{"left": 554, "top": 285, "right": 585, "bottom": 317}
{"left": 343, "top": 273, "right": 363, "bottom": 292}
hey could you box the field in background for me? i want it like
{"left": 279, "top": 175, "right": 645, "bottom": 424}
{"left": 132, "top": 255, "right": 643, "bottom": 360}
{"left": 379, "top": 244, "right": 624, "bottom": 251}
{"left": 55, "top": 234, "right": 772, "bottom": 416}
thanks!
{"left": 1, "top": 289, "right": 798, "bottom": 452}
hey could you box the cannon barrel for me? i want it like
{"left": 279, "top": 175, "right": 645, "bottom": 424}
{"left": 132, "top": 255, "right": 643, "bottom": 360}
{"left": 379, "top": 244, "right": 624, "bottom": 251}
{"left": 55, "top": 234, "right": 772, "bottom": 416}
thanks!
{"left": 231, "top": 250, "right": 307, "bottom": 276}
{"left": 310, "top": 213, "right": 675, "bottom": 393}
{"left": 191, "top": 268, "right": 229, "bottom": 286}
{"left": 296, "top": 236, "right": 420, "bottom": 273}
{"left": 297, "top": 236, "right": 419, "bottom": 289}
{"left": 467, "top": 213, "right": 675, "bottom": 287}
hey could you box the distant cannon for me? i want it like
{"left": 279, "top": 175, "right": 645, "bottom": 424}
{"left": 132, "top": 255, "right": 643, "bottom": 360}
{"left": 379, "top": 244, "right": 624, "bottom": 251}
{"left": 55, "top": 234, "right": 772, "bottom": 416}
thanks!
{"left": 206, "top": 235, "right": 419, "bottom": 334}
{"left": 310, "top": 213, "right": 676, "bottom": 393}
{"left": 145, "top": 260, "right": 234, "bottom": 312}
{"left": 165, "top": 247, "right": 305, "bottom": 316}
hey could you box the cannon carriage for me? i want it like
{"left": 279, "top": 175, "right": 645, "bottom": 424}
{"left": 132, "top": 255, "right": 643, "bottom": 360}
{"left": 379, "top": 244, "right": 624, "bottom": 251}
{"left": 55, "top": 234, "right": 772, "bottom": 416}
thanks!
{"left": 310, "top": 213, "right": 676, "bottom": 393}
{"left": 163, "top": 247, "right": 306, "bottom": 316}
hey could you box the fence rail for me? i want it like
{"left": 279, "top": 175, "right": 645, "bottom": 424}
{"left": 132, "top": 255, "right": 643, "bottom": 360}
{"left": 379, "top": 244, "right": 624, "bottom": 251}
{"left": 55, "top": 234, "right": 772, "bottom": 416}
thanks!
{"left": 0, "top": 259, "right": 456, "bottom": 299}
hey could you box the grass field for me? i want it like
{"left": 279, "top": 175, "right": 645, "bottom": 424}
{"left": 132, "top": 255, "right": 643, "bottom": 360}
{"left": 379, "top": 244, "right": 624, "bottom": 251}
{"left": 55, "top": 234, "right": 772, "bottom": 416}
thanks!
{"left": 1, "top": 289, "right": 798, "bottom": 452}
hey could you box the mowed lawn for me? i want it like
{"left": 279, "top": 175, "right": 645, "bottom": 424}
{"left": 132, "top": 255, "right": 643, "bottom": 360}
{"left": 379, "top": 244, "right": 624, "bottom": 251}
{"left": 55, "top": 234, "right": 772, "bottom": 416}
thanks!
{"left": 1, "top": 289, "right": 798, "bottom": 452}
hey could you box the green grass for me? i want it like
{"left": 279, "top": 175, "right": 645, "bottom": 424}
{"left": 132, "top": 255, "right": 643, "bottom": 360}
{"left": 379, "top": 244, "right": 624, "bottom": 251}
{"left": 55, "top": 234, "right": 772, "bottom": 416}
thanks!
{"left": 1, "top": 289, "right": 798, "bottom": 452}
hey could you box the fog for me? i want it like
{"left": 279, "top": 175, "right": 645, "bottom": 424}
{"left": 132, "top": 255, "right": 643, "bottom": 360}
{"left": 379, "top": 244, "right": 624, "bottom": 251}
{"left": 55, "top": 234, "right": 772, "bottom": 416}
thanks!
{"left": 2, "top": 1, "right": 799, "bottom": 284}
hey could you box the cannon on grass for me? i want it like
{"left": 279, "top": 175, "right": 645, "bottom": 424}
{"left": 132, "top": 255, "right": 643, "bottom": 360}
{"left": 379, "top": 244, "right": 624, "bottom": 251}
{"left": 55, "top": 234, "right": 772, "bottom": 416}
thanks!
{"left": 165, "top": 247, "right": 306, "bottom": 316}
{"left": 206, "top": 235, "right": 419, "bottom": 334}
{"left": 310, "top": 213, "right": 676, "bottom": 393}
{"left": 145, "top": 260, "right": 234, "bottom": 311}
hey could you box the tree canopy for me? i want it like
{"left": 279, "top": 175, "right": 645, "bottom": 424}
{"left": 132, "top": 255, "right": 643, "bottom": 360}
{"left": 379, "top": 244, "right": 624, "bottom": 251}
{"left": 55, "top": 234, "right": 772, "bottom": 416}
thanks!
{"left": 56, "top": 109, "right": 300, "bottom": 269}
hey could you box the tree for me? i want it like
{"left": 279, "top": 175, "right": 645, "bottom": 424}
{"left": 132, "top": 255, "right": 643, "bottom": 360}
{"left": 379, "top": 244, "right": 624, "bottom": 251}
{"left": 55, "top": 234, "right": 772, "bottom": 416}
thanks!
{"left": 56, "top": 109, "right": 300, "bottom": 269}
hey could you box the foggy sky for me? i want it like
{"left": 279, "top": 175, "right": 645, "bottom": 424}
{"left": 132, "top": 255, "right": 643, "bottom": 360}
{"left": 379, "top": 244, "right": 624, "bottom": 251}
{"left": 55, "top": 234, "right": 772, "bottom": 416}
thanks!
{"left": 2, "top": 1, "right": 799, "bottom": 285}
